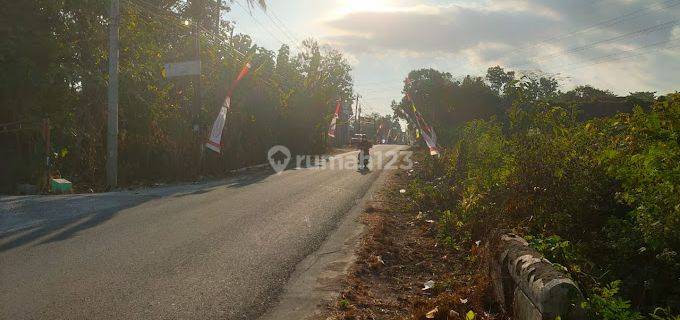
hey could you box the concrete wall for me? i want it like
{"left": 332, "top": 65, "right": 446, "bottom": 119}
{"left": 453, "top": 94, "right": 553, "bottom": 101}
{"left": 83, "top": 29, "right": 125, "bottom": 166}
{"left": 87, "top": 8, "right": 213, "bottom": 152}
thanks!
{"left": 489, "top": 234, "right": 585, "bottom": 320}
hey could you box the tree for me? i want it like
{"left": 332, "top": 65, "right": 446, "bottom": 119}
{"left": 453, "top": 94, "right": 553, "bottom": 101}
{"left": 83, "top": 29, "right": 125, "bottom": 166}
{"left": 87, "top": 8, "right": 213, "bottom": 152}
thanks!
{"left": 393, "top": 68, "right": 502, "bottom": 144}
{"left": 562, "top": 85, "right": 616, "bottom": 101}
{"left": 626, "top": 91, "right": 655, "bottom": 109}
{"left": 485, "top": 65, "right": 515, "bottom": 95}
{"left": 1, "top": 0, "right": 357, "bottom": 192}
{"left": 237, "top": 0, "right": 267, "bottom": 11}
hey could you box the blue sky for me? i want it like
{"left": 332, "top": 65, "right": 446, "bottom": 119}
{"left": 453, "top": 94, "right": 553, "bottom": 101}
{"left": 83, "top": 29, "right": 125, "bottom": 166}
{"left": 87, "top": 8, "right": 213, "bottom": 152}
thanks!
{"left": 226, "top": 0, "right": 680, "bottom": 115}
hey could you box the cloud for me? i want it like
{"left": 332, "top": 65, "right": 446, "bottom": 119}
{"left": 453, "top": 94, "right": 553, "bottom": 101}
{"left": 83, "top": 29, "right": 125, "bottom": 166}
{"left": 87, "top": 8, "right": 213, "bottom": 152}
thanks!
{"left": 324, "top": 0, "right": 679, "bottom": 60}
{"left": 326, "top": 0, "right": 680, "bottom": 94}
{"left": 324, "top": 4, "right": 558, "bottom": 54}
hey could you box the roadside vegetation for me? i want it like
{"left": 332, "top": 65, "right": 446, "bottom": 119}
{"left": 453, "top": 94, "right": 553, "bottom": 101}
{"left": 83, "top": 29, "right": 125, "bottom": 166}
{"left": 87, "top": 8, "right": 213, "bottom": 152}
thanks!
{"left": 396, "top": 66, "right": 679, "bottom": 318}
{"left": 325, "top": 156, "right": 497, "bottom": 320}
{"left": 1, "top": 1, "right": 355, "bottom": 192}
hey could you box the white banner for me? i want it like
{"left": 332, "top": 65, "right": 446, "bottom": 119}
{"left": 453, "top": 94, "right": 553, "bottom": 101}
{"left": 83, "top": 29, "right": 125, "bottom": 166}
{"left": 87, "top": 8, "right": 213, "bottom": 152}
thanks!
{"left": 206, "top": 97, "right": 230, "bottom": 153}
{"left": 421, "top": 127, "right": 439, "bottom": 156}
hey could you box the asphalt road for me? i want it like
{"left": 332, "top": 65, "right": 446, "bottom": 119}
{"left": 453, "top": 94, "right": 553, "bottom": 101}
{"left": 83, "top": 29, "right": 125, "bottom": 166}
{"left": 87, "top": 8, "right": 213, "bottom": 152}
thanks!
{"left": 0, "top": 144, "right": 406, "bottom": 319}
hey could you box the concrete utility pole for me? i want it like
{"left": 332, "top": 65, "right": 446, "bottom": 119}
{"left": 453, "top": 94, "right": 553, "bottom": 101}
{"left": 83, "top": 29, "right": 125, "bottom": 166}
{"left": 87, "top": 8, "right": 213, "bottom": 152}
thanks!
{"left": 106, "top": 0, "right": 120, "bottom": 189}
{"left": 192, "top": 0, "right": 203, "bottom": 175}
{"left": 193, "top": 1, "right": 202, "bottom": 133}
{"left": 358, "top": 106, "right": 362, "bottom": 133}
{"left": 355, "top": 94, "right": 360, "bottom": 133}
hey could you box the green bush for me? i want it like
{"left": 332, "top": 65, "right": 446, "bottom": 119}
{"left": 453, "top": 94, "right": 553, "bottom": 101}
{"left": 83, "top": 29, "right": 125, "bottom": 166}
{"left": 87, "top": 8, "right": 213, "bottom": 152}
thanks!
{"left": 582, "top": 281, "right": 644, "bottom": 320}
{"left": 598, "top": 94, "right": 680, "bottom": 251}
{"left": 409, "top": 93, "right": 680, "bottom": 315}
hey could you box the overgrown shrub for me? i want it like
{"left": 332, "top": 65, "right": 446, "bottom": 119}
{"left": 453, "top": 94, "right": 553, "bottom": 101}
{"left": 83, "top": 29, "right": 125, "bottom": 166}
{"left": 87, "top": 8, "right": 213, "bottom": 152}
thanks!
{"left": 408, "top": 93, "right": 680, "bottom": 316}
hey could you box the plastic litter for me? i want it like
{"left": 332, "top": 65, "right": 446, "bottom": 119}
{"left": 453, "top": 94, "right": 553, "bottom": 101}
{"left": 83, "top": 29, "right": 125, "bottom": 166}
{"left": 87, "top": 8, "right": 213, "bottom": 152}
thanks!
{"left": 425, "top": 307, "right": 438, "bottom": 318}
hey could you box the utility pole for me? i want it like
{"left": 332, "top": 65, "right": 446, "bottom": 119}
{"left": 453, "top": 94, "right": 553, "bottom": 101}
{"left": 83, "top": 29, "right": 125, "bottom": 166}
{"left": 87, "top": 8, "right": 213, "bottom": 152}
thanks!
{"left": 192, "top": 0, "right": 203, "bottom": 176}
{"left": 106, "top": 0, "right": 120, "bottom": 189}
{"left": 192, "top": 0, "right": 202, "bottom": 134}
{"left": 358, "top": 106, "right": 362, "bottom": 133}
{"left": 354, "top": 94, "right": 360, "bottom": 133}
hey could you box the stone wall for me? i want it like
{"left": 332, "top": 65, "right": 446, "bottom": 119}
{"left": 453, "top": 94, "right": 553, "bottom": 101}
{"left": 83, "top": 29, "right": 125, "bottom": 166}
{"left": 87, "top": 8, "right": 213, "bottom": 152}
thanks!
{"left": 489, "top": 234, "right": 585, "bottom": 320}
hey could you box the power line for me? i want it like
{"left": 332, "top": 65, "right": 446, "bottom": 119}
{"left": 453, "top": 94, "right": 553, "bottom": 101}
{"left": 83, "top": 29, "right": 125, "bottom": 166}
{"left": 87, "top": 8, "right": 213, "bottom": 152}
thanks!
{"left": 123, "top": 0, "right": 360, "bottom": 101}
{"left": 124, "top": 0, "right": 280, "bottom": 89}
{"left": 128, "top": 0, "right": 390, "bottom": 99}
{"left": 238, "top": 1, "right": 301, "bottom": 47}
{"left": 555, "top": 41, "right": 680, "bottom": 73}
{"left": 232, "top": 0, "right": 289, "bottom": 47}
{"left": 508, "top": 19, "right": 679, "bottom": 68}
{"left": 551, "top": 37, "right": 680, "bottom": 72}
{"left": 542, "top": 20, "right": 677, "bottom": 59}
{"left": 126, "top": 0, "right": 247, "bottom": 61}
{"left": 501, "top": 0, "right": 680, "bottom": 59}
{"left": 358, "top": 42, "right": 680, "bottom": 107}
{"left": 124, "top": 0, "right": 191, "bottom": 31}
{"left": 265, "top": 7, "right": 302, "bottom": 44}
{"left": 233, "top": 0, "right": 305, "bottom": 52}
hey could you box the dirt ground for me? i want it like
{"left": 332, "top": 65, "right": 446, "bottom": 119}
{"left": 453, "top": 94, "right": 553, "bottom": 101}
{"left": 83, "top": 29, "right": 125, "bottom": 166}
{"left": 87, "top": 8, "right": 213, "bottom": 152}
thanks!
{"left": 321, "top": 164, "right": 504, "bottom": 320}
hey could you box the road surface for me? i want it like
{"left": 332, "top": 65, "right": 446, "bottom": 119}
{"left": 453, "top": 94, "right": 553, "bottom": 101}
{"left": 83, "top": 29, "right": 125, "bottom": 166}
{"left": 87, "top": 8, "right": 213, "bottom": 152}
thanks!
{"left": 0, "top": 145, "right": 406, "bottom": 319}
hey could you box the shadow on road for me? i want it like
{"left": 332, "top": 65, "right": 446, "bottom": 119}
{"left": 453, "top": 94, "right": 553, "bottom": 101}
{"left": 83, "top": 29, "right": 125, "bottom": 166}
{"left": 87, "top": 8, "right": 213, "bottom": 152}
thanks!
{"left": 0, "top": 170, "right": 275, "bottom": 252}
{"left": 0, "top": 197, "right": 153, "bottom": 252}
{"left": 358, "top": 168, "right": 371, "bottom": 175}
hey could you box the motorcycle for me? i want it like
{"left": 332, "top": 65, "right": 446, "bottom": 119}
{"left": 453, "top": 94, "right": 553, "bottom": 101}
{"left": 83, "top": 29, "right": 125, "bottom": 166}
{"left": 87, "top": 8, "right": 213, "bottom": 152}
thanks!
{"left": 357, "top": 151, "right": 369, "bottom": 170}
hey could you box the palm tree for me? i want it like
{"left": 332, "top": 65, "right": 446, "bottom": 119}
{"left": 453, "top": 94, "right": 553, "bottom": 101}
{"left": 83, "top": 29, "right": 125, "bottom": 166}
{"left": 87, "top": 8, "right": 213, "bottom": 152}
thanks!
{"left": 248, "top": 0, "right": 266, "bottom": 10}
{"left": 236, "top": 0, "right": 266, "bottom": 11}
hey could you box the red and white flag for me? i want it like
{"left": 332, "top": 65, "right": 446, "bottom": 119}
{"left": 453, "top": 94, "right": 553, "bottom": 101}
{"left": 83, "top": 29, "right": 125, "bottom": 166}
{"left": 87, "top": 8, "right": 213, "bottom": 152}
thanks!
{"left": 227, "top": 62, "right": 251, "bottom": 97}
{"left": 414, "top": 110, "right": 439, "bottom": 156}
{"left": 327, "top": 100, "right": 341, "bottom": 138}
{"left": 206, "top": 62, "right": 251, "bottom": 153}
{"left": 404, "top": 76, "right": 439, "bottom": 156}
{"left": 206, "top": 97, "right": 230, "bottom": 153}
{"left": 421, "top": 124, "right": 439, "bottom": 156}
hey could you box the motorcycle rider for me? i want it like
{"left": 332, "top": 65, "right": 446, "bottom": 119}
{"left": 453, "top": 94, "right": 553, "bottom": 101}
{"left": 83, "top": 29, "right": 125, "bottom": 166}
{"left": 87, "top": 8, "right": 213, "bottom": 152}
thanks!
{"left": 357, "top": 135, "right": 373, "bottom": 169}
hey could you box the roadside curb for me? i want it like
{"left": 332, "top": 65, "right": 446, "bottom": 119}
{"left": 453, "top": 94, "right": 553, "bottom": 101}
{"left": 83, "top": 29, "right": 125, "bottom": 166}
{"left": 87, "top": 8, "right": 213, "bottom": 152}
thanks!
{"left": 490, "top": 234, "right": 585, "bottom": 320}
{"left": 228, "top": 163, "right": 270, "bottom": 173}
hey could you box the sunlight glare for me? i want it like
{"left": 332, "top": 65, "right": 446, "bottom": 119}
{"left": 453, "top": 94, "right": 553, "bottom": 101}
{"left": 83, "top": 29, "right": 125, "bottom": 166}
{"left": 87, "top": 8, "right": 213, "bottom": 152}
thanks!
{"left": 339, "top": 0, "right": 392, "bottom": 14}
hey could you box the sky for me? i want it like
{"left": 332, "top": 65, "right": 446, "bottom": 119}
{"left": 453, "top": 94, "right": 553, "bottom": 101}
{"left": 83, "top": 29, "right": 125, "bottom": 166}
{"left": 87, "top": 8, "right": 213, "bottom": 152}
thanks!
{"left": 226, "top": 0, "right": 680, "bottom": 115}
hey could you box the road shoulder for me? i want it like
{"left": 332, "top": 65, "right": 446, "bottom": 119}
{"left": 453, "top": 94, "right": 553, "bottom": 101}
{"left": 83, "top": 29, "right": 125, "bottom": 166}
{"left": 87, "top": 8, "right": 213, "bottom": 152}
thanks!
{"left": 320, "top": 152, "right": 494, "bottom": 320}
{"left": 258, "top": 152, "right": 399, "bottom": 320}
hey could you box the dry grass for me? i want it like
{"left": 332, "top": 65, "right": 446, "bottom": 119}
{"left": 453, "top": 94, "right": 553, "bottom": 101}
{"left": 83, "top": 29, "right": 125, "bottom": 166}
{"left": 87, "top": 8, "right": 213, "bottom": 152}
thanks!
{"left": 322, "top": 167, "right": 503, "bottom": 320}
